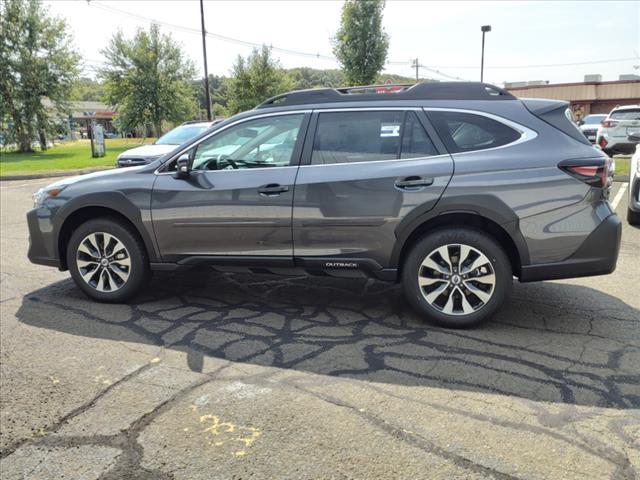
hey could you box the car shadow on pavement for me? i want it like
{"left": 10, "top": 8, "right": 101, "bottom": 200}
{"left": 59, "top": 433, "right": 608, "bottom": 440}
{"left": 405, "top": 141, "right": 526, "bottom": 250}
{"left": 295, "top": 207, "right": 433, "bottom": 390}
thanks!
{"left": 16, "top": 269, "right": 640, "bottom": 409}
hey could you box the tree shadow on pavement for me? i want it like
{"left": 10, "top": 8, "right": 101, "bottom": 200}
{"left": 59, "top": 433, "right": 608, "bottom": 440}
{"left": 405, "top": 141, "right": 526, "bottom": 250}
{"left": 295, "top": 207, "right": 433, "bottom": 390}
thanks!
{"left": 16, "top": 269, "right": 640, "bottom": 409}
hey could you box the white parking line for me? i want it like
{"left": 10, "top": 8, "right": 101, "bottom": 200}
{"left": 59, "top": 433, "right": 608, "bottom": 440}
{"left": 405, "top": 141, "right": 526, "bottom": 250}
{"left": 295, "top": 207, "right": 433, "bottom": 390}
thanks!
{"left": 611, "top": 183, "right": 628, "bottom": 211}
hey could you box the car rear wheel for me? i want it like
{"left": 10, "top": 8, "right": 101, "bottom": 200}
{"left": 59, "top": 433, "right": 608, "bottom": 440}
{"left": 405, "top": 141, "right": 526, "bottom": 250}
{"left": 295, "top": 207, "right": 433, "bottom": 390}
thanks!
{"left": 67, "top": 218, "right": 149, "bottom": 302}
{"left": 628, "top": 208, "right": 640, "bottom": 226}
{"left": 402, "top": 228, "right": 512, "bottom": 328}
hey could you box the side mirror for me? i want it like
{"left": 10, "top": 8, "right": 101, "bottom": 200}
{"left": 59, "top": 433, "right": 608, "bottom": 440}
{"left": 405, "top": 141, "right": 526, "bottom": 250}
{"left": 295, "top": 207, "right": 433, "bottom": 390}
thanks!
{"left": 577, "top": 120, "right": 584, "bottom": 126}
{"left": 176, "top": 153, "right": 191, "bottom": 177}
{"left": 628, "top": 133, "right": 640, "bottom": 143}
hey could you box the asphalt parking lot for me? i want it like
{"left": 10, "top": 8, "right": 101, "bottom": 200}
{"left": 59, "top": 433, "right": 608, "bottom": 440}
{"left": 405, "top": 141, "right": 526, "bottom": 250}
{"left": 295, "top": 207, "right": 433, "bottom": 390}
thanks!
{"left": 1, "top": 178, "right": 638, "bottom": 479}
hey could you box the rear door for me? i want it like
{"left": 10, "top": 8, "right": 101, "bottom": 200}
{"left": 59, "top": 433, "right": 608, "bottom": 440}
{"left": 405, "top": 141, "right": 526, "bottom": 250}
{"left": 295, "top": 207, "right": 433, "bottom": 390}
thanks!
{"left": 292, "top": 109, "right": 454, "bottom": 269}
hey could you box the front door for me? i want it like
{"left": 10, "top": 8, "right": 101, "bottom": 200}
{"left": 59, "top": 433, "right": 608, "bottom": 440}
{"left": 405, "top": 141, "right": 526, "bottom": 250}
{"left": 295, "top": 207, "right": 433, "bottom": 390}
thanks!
{"left": 292, "top": 109, "right": 454, "bottom": 269}
{"left": 152, "top": 112, "right": 309, "bottom": 262}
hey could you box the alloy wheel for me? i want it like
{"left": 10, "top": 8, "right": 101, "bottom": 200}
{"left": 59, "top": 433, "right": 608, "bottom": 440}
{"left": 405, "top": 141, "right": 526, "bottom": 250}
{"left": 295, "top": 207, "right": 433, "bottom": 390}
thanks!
{"left": 76, "top": 232, "right": 131, "bottom": 292}
{"left": 417, "top": 243, "right": 496, "bottom": 315}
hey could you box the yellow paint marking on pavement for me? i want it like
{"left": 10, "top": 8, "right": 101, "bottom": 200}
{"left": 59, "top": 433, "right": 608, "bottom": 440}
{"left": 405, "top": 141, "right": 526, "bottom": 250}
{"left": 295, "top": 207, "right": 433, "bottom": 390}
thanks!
{"left": 195, "top": 413, "right": 262, "bottom": 457}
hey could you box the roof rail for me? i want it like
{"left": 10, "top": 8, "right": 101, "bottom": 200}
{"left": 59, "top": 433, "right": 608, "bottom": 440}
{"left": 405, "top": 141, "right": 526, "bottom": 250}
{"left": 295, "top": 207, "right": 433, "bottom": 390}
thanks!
{"left": 256, "top": 82, "right": 515, "bottom": 109}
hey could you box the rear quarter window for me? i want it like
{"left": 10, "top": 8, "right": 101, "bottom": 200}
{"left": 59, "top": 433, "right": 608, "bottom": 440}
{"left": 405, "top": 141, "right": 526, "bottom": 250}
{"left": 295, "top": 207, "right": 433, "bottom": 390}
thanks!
{"left": 427, "top": 111, "right": 521, "bottom": 153}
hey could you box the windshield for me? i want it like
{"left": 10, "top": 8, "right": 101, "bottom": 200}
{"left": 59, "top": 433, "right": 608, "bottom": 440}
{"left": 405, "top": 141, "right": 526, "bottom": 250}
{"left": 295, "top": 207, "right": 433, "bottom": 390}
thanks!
{"left": 583, "top": 115, "right": 606, "bottom": 125}
{"left": 610, "top": 109, "right": 640, "bottom": 121}
{"left": 156, "top": 125, "right": 209, "bottom": 145}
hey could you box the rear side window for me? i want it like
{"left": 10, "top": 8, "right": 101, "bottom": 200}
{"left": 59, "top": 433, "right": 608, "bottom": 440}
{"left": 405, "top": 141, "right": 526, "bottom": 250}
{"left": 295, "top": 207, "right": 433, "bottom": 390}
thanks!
{"left": 311, "top": 111, "right": 402, "bottom": 165}
{"left": 311, "top": 111, "right": 438, "bottom": 165}
{"left": 610, "top": 108, "right": 640, "bottom": 120}
{"left": 427, "top": 111, "right": 521, "bottom": 153}
{"left": 401, "top": 112, "right": 438, "bottom": 158}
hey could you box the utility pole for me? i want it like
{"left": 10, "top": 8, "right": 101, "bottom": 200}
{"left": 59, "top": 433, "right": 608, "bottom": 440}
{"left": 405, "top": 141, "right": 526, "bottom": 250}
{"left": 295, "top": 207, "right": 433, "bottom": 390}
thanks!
{"left": 480, "top": 25, "right": 491, "bottom": 83}
{"left": 412, "top": 58, "right": 419, "bottom": 82}
{"left": 199, "top": 0, "right": 212, "bottom": 121}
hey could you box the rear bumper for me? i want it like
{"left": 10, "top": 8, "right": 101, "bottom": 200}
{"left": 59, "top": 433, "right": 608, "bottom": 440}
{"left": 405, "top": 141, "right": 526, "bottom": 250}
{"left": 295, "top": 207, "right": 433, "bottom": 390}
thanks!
{"left": 519, "top": 213, "right": 621, "bottom": 282}
{"left": 27, "top": 207, "right": 62, "bottom": 269}
{"left": 603, "top": 142, "right": 636, "bottom": 155}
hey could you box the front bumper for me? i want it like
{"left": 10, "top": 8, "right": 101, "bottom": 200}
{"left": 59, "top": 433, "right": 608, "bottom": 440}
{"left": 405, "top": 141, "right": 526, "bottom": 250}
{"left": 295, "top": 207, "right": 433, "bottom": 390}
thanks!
{"left": 519, "top": 213, "right": 621, "bottom": 282}
{"left": 27, "top": 207, "right": 61, "bottom": 268}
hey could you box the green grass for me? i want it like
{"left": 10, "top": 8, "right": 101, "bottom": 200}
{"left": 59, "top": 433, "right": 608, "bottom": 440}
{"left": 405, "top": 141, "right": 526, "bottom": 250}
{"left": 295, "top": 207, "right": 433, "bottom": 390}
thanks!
{"left": 614, "top": 156, "right": 630, "bottom": 177}
{"left": 0, "top": 138, "right": 156, "bottom": 177}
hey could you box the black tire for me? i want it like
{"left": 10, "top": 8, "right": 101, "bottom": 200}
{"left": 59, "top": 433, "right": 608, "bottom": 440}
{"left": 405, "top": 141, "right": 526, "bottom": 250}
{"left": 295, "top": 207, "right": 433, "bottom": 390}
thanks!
{"left": 67, "top": 217, "right": 149, "bottom": 302}
{"left": 628, "top": 208, "right": 640, "bottom": 227}
{"left": 401, "top": 227, "right": 512, "bottom": 328}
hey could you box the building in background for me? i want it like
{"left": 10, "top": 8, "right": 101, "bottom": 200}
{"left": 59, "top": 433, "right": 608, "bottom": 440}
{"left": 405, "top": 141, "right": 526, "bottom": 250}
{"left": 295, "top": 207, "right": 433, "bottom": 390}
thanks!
{"left": 505, "top": 75, "right": 640, "bottom": 120}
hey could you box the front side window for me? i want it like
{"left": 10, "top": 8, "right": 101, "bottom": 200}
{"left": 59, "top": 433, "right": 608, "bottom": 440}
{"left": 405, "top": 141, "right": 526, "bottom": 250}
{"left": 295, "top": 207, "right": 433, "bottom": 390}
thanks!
{"left": 311, "top": 111, "right": 438, "bottom": 165}
{"left": 428, "top": 111, "right": 521, "bottom": 153}
{"left": 190, "top": 114, "right": 304, "bottom": 171}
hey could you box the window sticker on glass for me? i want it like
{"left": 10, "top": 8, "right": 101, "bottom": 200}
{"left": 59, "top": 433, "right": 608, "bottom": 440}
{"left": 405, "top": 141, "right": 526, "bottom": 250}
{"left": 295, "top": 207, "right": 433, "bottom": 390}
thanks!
{"left": 380, "top": 124, "right": 401, "bottom": 137}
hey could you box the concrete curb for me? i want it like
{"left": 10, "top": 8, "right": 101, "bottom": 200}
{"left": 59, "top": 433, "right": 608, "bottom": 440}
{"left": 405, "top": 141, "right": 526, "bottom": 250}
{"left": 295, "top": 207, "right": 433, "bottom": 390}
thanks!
{"left": 614, "top": 175, "right": 629, "bottom": 183}
{"left": 0, "top": 166, "right": 113, "bottom": 181}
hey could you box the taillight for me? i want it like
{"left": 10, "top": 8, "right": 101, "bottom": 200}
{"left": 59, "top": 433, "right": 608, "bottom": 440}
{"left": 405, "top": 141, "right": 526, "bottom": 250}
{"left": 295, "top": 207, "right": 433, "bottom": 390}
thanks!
{"left": 559, "top": 159, "right": 608, "bottom": 188}
{"left": 601, "top": 120, "right": 618, "bottom": 128}
{"left": 598, "top": 136, "right": 608, "bottom": 149}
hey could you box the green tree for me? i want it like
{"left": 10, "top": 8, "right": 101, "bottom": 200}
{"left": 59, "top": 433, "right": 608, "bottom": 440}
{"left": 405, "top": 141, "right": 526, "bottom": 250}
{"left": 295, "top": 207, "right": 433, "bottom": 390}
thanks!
{"left": 99, "top": 25, "right": 197, "bottom": 137}
{"left": 71, "top": 77, "right": 106, "bottom": 102}
{"left": 332, "top": 0, "right": 389, "bottom": 86}
{"left": 227, "top": 46, "right": 293, "bottom": 115}
{"left": 0, "top": 0, "right": 80, "bottom": 152}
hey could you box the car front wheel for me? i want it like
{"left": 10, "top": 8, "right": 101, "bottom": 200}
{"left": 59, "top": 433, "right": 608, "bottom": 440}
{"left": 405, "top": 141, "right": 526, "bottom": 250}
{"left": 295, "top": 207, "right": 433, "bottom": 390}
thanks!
{"left": 628, "top": 208, "right": 640, "bottom": 226}
{"left": 402, "top": 228, "right": 512, "bottom": 328}
{"left": 67, "top": 218, "right": 149, "bottom": 302}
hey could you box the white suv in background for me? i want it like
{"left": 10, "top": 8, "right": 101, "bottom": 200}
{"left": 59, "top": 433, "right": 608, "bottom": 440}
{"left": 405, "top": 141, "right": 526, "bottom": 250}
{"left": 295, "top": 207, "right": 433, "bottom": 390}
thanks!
{"left": 596, "top": 105, "right": 640, "bottom": 157}
{"left": 628, "top": 133, "right": 640, "bottom": 225}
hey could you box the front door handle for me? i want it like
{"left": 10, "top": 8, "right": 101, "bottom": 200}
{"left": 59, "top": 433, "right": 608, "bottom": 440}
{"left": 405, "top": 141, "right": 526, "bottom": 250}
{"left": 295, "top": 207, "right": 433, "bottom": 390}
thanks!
{"left": 395, "top": 176, "right": 434, "bottom": 190}
{"left": 258, "top": 183, "right": 289, "bottom": 196}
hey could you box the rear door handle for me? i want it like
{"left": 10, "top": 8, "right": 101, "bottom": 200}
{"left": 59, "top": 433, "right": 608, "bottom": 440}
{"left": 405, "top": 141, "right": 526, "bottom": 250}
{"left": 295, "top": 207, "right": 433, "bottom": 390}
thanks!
{"left": 395, "top": 176, "right": 434, "bottom": 190}
{"left": 258, "top": 183, "right": 289, "bottom": 196}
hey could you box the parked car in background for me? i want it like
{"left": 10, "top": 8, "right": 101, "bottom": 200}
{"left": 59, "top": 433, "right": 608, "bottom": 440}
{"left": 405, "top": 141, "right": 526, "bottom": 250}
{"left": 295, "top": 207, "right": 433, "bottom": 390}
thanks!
{"left": 27, "top": 82, "right": 620, "bottom": 328}
{"left": 596, "top": 105, "right": 640, "bottom": 157}
{"left": 116, "top": 121, "right": 220, "bottom": 167}
{"left": 578, "top": 114, "right": 606, "bottom": 143}
{"left": 628, "top": 133, "right": 640, "bottom": 225}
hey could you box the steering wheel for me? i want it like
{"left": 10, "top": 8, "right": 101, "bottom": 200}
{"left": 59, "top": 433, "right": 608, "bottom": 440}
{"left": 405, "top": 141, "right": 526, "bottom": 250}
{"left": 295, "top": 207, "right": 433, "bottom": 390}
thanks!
{"left": 201, "top": 154, "right": 240, "bottom": 170}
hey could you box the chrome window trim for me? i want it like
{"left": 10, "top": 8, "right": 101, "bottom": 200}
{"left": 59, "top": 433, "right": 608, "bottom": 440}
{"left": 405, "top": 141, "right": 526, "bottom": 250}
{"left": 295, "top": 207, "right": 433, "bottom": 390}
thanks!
{"left": 154, "top": 110, "right": 311, "bottom": 175}
{"left": 299, "top": 153, "right": 451, "bottom": 169}
{"left": 423, "top": 107, "right": 538, "bottom": 154}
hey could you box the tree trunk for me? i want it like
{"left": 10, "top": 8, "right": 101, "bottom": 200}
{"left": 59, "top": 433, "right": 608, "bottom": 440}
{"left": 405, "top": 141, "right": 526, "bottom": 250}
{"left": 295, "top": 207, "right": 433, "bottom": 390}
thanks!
{"left": 17, "top": 126, "right": 34, "bottom": 153}
{"left": 154, "top": 121, "right": 162, "bottom": 139}
{"left": 38, "top": 130, "right": 47, "bottom": 151}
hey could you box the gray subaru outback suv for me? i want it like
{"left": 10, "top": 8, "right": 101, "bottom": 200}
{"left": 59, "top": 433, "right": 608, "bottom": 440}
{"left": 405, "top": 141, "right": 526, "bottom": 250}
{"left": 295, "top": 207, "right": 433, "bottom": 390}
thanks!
{"left": 28, "top": 83, "right": 621, "bottom": 327}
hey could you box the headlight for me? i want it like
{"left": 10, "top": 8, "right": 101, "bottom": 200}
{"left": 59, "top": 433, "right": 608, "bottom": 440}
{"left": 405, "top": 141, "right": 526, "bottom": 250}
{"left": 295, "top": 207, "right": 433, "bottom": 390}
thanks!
{"left": 33, "top": 184, "right": 67, "bottom": 208}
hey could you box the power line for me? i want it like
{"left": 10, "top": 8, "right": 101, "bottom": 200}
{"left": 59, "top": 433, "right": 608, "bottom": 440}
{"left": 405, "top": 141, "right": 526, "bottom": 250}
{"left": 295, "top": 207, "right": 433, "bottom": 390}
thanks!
{"left": 86, "top": 1, "right": 635, "bottom": 82}
{"left": 88, "top": 1, "right": 471, "bottom": 81}
{"left": 417, "top": 56, "right": 639, "bottom": 70}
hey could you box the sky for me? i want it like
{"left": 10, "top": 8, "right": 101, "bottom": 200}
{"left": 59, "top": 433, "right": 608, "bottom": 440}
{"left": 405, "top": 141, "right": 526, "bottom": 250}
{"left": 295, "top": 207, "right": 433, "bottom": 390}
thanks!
{"left": 44, "top": 0, "right": 640, "bottom": 86}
